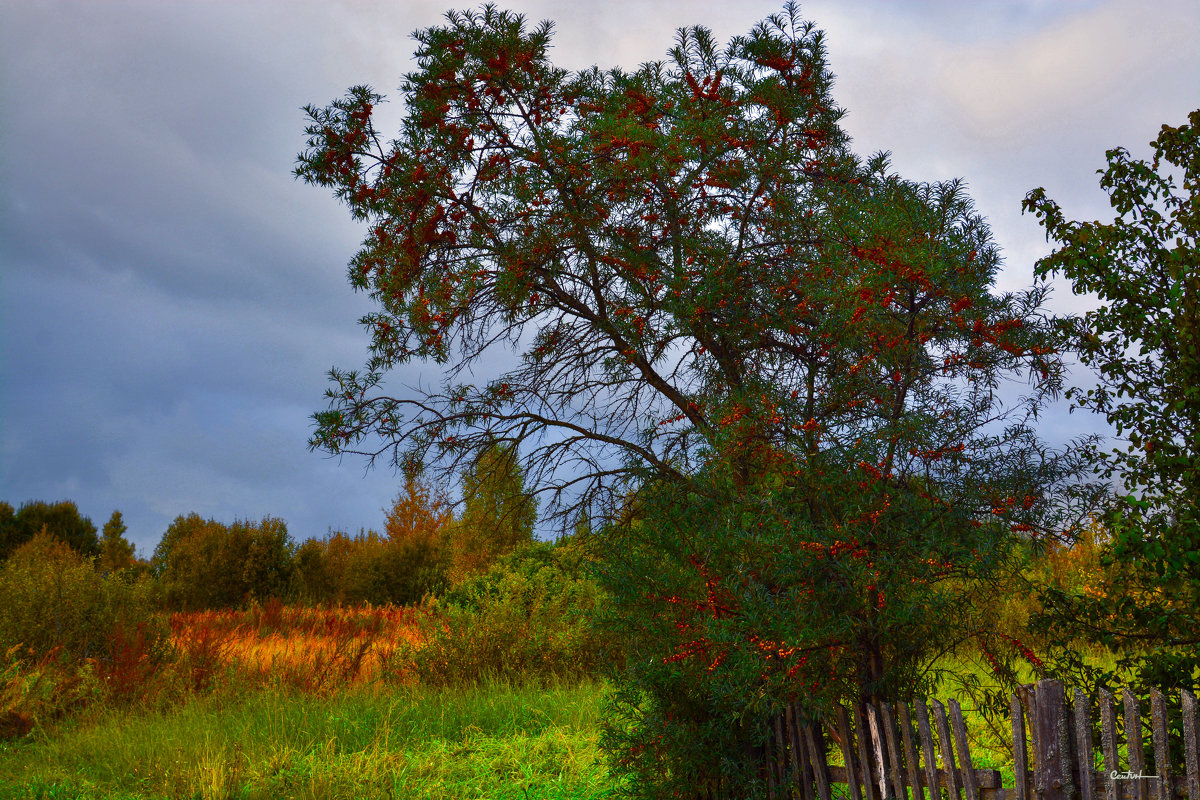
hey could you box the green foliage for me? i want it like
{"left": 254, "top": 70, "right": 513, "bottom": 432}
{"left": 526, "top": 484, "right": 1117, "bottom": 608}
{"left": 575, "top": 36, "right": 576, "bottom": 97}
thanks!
{"left": 291, "top": 536, "right": 335, "bottom": 603}
{"left": 0, "top": 532, "right": 169, "bottom": 681}
{"left": 0, "top": 651, "right": 105, "bottom": 743}
{"left": 298, "top": 3, "right": 1098, "bottom": 796}
{"left": 0, "top": 533, "right": 102, "bottom": 662}
{"left": 381, "top": 471, "right": 455, "bottom": 602}
{"left": 596, "top": 467, "right": 1036, "bottom": 798}
{"left": 343, "top": 531, "right": 449, "bottom": 606}
{"left": 451, "top": 442, "right": 538, "bottom": 582}
{"left": 1024, "top": 109, "right": 1200, "bottom": 697}
{"left": 97, "top": 510, "right": 136, "bottom": 574}
{"left": 0, "top": 500, "right": 100, "bottom": 561}
{"left": 408, "top": 540, "right": 617, "bottom": 686}
{"left": 153, "top": 514, "right": 296, "bottom": 610}
{"left": 293, "top": 471, "right": 453, "bottom": 606}
{"left": 292, "top": 528, "right": 371, "bottom": 605}
{"left": 385, "top": 472, "right": 454, "bottom": 546}
{"left": 291, "top": 527, "right": 449, "bottom": 606}
{"left": 238, "top": 517, "right": 296, "bottom": 602}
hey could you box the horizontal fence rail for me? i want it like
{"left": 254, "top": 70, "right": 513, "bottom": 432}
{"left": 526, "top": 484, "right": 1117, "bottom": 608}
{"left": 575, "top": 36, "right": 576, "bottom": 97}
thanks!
{"left": 743, "top": 680, "right": 1200, "bottom": 800}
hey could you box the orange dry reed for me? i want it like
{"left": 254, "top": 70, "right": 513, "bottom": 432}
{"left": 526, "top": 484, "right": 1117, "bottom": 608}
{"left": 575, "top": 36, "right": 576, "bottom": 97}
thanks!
{"left": 168, "top": 599, "right": 425, "bottom": 692}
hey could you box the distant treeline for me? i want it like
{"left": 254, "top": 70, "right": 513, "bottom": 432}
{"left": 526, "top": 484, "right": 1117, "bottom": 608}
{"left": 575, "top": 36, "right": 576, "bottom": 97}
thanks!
{"left": 1, "top": 442, "right": 540, "bottom": 612}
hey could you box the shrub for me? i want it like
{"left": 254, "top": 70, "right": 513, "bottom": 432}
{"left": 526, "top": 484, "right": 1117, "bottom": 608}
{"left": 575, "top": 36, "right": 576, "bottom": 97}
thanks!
{"left": 0, "top": 533, "right": 170, "bottom": 730}
{"left": 447, "top": 442, "right": 537, "bottom": 584}
{"left": 0, "top": 532, "right": 103, "bottom": 662}
{"left": 98, "top": 510, "right": 137, "bottom": 574}
{"left": 0, "top": 648, "right": 104, "bottom": 739}
{"left": 346, "top": 533, "right": 449, "bottom": 606}
{"left": 405, "top": 539, "right": 620, "bottom": 686}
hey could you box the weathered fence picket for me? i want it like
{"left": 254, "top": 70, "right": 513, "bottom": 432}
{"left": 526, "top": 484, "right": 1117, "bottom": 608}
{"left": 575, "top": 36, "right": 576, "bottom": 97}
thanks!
{"left": 1074, "top": 688, "right": 1096, "bottom": 800}
{"left": 740, "top": 680, "right": 1200, "bottom": 800}
{"left": 1101, "top": 688, "right": 1121, "bottom": 800}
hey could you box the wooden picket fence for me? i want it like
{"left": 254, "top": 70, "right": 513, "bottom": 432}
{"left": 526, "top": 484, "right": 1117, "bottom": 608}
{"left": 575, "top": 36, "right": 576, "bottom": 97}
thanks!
{"left": 716, "top": 680, "right": 1200, "bottom": 800}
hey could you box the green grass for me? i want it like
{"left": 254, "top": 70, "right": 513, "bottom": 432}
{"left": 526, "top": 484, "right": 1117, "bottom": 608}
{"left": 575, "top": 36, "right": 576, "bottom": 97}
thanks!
{"left": 0, "top": 679, "right": 619, "bottom": 800}
{"left": 0, "top": 643, "right": 1125, "bottom": 799}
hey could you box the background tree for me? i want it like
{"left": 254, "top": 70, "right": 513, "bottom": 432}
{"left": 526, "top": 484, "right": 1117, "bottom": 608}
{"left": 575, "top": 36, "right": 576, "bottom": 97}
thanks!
{"left": 0, "top": 503, "right": 13, "bottom": 537}
{"left": 343, "top": 531, "right": 447, "bottom": 605}
{"left": 385, "top": 470, "right": 453, "bottom": 546}
{"left": 298, "top": 5, "right": 1097, "bottom": 794}
{"left": 383, "top": 471, "right": 454, "bottom": 599}
{"left": 153, "top": 514, "right": 296, "bottom": 610}
{"left": 98, "top": 510, "right": 136, "bottom": 573}
{"left": 292, "top": 536, "right": 336, "bottom": 603}
{"left": 237, "top": 517, "right": 296, "bottom": 602}
{"left": 1024, "top": 108, "right": 1200, "bottom": 694}
{"left": 451, "top": 441, "right": 537, "bottom": 581}
{"left": 292, "top": 531, "right": 359, "bottom": 605}
{"left": 293, "top": 525, "right": 447, "bottom": 606}
{"left": 0, "top": 500, "right": 100, "bottom": 560}
{"left": 153, "top": 514, "right": 241, "bottom": 610}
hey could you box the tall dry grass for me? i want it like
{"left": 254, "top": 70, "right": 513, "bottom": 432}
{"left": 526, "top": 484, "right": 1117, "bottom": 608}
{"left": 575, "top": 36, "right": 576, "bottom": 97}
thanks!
{"left": 167, "top": 598, "right": 425, "bottom": 693}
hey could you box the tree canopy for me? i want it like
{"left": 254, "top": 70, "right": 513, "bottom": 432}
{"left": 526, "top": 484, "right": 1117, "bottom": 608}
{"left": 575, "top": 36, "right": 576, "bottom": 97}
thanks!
{"left": 298, "top": 5, "right": 1102, "bottom": 793}
{"left": 0, "top": 500, "right": 100, "bottom": 560}
{"left": 1025, "top": 108, "right": 1200, "bottom": 691}
{"left": 99, "top": 510, "right": 136, "bottom": 573}
{"left": 297, "top": 2, "right": 1091, "bottom": 532}
{"left": 152, "top": 514, "right": 295, "bottom": 610}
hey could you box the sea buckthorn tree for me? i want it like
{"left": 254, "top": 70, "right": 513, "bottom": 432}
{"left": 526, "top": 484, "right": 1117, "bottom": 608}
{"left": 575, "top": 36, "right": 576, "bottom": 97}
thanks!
{"left": 297, "top": 4, "right": 1097, "bottom": 795}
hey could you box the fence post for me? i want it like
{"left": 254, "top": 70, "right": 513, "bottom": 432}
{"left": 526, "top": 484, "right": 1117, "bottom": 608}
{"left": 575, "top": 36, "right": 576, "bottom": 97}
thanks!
{"left": 858, "top": 704, "right": 882, "bottom": 800}
{"left": 1035, "top": 679, "right": 1072, "bottom": 800}
{"left": 1073, "top": 688, "right": 1096, "bottom": 800}
{"left": 950, "top": 699, "right": 980, "bottom": 800}
{"left": 806, "top": 719, "right": 833, "bottom": 800}
{"left": 932, "top": 699, "right": 963, "bottom": 800}
{"left": 838, "top": 705, "right": 865, "bottom": 800}
{"left": 1182, "top": 690, "right": 1199, "bottom": 800}
{"left": 1014, "top": 691, "right": 1031, "bottom": 800}
{"left": 881, "top": 703, "right": 907, "bottom": 800}
{"left": 916, "top": 701, "right": 941, "bottom": 800}
{"left": 1150, "top": 690, "right": 1170, "bottom": 800}
{"left": 1124, "top": 689, "right": 1148, "bottom": 800}
{"left": 898, "top": 703, "right": 925, "bottom": 800}
{"left": 868, "top": 703, "right": 891, "bottom": 800}
{"left": 1099, "top": 689, "right": 1120, "bottom": 800}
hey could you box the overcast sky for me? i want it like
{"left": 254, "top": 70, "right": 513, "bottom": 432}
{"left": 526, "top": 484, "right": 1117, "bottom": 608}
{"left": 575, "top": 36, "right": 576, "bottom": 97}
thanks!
{"left": 1, "top": 0, "right": 1197, "bottom": 556}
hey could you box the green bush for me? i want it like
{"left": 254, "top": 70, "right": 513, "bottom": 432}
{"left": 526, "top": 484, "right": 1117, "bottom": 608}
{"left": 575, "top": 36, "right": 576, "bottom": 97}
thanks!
{"left": 344, "top": 532, "right": 449, "bottom": 606}
{"left": 0, "top": 648, "right": 104, "bottom": 739}
{"left": 0, "top": 533, "right": 170, "bottom": 732}
{"left": 0, "top": 532, "right": 167, "bottom": 662}
{"left": 405, "top": 539, "right": 620, "bottom": 686}
{"left": 0, "top": 533, "right": 104, "bottom": 662}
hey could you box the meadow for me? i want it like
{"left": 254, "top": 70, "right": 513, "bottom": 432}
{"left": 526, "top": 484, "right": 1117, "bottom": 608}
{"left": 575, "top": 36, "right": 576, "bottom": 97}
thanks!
{"left": 0, "top": 527, "right": 1122, "bottom": 799}
{"left": 0, "top": 604, "right": 614, "bottom": 799}
{"left": 0, "top": 599, "right": 1054, "bottom": 800}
